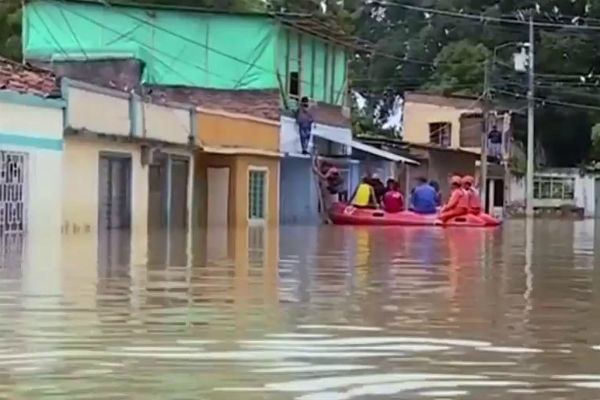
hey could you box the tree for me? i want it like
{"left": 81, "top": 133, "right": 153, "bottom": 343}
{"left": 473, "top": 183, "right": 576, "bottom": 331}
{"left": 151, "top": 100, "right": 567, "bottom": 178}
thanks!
{"left": 0, "top": 0, "right": 22, "bottom": 61}
{"left": 424, "top": 40, "right": 490, "bottom": 96}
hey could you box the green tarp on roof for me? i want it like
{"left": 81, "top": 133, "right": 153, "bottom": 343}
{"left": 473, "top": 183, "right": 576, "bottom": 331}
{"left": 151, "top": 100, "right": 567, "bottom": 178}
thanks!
{"left": 23, "top": 0, "right": 279, "bottom": 89}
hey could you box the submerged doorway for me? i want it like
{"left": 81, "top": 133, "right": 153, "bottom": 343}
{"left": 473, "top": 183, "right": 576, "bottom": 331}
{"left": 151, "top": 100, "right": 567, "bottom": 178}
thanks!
{"left": 147, "top": 153, "right": 190, "bottom": 267}
{"left": 97, "top": 153, "right": 132, "bottom": 277}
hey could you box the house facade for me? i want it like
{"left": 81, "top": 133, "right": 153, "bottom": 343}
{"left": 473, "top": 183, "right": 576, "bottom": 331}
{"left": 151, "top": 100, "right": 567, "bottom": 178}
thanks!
{"left": 59, "top": 78, "right": 196, "bottom": 267}
{"left": 22, "top": 0, "right": 409, "bottom": 226}
{"left": 402, "top": 92, "right": 511, "bottom": 211}
{"left": 0, "top": 60, "right": 64, "bottom": 275}
{"left": 508, "top": 169, "right": 600, "bottom": 218}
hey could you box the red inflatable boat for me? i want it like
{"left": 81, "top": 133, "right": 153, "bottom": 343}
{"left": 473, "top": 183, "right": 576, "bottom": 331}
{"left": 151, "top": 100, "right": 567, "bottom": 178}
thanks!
{"left": 328, "top": 203, "right": 501, "bottom": 227}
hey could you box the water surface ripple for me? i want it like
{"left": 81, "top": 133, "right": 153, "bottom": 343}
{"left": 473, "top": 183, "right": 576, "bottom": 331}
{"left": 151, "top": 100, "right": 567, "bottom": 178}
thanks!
{"left": 2, "top": 220, "right": 600, "bottom": 398}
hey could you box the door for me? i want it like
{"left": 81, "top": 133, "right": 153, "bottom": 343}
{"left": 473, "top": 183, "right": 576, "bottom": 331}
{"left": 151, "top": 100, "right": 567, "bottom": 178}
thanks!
{"left": 98, "top": 154, "right": 131, "bottom": 231}
{"left": 147, "top": 154, "right": 190, "bottom": 266}
{"left": 97, "top": 153, "right": 132, "bottom": 278}
{"left": 206, "top": 167, "right": 230, "bottom": 261}
{"left": 168, "top": 157, "right": 189, "bottom": 266}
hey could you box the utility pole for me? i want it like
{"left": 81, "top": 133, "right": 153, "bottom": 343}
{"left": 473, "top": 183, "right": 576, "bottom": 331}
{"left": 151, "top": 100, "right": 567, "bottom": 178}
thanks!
{"left": 480, "top": 59, "right": 490, "bottom": 212}
{"left": 525, "top": 12, "right": 535, "bottom": 217}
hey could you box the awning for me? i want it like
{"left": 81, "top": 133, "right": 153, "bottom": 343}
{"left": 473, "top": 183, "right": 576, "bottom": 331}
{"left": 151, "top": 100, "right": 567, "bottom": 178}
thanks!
{"left": 351, "top": 140, "right": 419, "bottom": 165}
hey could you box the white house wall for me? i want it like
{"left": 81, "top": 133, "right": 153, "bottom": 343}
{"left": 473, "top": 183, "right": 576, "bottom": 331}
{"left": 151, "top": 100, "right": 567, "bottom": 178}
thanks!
{"left": 0, "top": 100, "right": 63, "bottom": 140}
{"left": 280, "top": 116, "right": 351, "bottom": 156}
{"left": 509, "top": 171, "right": 597, "bottom": 217}
{"left": 143, "top": 103, "right": 191, "bottom": 144}
{"left": 67, "top": 86, "right": 130, "bottom": 136}
{"left": 0, "top": 100, "right": 63, "bottom": 297}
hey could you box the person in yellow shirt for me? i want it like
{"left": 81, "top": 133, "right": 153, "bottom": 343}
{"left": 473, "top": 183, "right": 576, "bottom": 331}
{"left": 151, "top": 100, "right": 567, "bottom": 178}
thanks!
{"left": 350, "top": 177, "right": 378, "bottom": 208}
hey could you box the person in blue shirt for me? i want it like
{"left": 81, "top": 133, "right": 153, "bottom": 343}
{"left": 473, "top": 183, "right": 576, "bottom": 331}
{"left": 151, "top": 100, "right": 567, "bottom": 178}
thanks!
{"left": 428, "top": 180, "right": 442, "bottom": 206}
{"left": 410, "top": 177, "right": 438, "bottom": 214}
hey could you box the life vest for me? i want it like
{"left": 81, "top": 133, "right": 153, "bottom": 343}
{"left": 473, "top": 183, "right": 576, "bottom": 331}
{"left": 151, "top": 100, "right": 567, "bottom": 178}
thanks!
{"left": 352, "top": 183, "right": 373, "bottom": 207}
{"left": 445, "top": 188, "right": 468, "bottom": 211}
{"left": 457, "top": 188, "right": 469, "bottom": 211}
{"left": 466, "top": 188, "right": 482, "bottom": 213}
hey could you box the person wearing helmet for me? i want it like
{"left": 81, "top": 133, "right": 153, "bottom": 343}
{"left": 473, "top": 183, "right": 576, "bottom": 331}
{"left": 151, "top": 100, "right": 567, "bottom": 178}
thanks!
{"left": 462, "top": 175, "right": 481, "bottom": 215}
{"left": 438, "top": 175, "right": 469, "bottom": 223}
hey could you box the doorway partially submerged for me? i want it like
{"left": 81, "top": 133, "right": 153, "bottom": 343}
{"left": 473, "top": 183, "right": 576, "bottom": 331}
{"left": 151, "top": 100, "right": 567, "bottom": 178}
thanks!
{"left": 147, "top": 153, "right": 190, "bottom": 267}
{"left": 97, "top": 152, "right": 132, "bottom": 279}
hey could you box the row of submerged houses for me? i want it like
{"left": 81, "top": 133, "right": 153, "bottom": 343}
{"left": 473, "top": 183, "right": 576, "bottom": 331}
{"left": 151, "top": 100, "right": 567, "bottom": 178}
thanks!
{"left": 3, "top": 0, "right": 597, "bottom": 267}
{"left": 2, "top": 0, "right": 420, "bottom": 253}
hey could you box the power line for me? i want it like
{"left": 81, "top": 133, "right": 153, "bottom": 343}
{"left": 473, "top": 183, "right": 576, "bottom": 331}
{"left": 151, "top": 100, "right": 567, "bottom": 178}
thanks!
{"left": 378, "top": 1, "right": 600, "bottom": 32}
{"left": 493, "top": 88, "right": 600, "bottom": 112}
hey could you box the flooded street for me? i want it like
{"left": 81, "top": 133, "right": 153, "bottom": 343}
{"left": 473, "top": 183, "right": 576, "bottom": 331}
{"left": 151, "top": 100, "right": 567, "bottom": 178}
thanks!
{"left": 2, "top": 220, "right": 600, "bottom": 399}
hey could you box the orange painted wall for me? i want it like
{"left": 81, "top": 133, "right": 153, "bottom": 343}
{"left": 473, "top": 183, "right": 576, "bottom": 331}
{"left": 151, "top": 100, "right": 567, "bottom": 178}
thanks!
{"left": 195, "top": 153, "right": 280, "bottom": 228}
{"left": 197, "top": 110, "right": 279, "bottom": 152}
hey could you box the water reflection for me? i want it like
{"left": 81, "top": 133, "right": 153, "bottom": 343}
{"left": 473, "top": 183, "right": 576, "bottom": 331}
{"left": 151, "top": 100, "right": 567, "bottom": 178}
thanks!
{"left": 5, "top": 220, "right": 600, "bottom": 398}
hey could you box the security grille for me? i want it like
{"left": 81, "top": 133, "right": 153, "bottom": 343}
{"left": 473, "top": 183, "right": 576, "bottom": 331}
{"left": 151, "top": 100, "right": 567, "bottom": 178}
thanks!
{"left": 0, "top": 151, "right": 27, "bottom": 269}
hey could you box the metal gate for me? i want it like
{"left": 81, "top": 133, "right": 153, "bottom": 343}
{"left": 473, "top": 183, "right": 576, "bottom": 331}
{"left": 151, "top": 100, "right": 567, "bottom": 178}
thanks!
{"left": 0, "top": 151, "right": 28, "bottom": 269}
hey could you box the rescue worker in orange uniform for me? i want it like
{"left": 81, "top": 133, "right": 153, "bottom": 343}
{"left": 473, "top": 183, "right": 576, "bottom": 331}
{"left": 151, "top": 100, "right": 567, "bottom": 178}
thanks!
{"left": 438, "top": 175, "right": 469, "bottom": 223}
{"left": 462, "top": 175, "right": 482, "bottom": 215}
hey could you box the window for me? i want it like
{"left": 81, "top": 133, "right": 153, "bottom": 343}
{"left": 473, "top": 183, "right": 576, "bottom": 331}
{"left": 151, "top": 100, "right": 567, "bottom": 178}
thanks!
{"left": 429, "top": 122, "right": 452, "bottom": 147}
{"left": 533, "top": 176, "right": 575, "bottom": 200}
{"left": 248, "top": 168, "right": 267, "bottom": 221}
{"left": 289, "top": 71, "right": 300, "bottom": 98}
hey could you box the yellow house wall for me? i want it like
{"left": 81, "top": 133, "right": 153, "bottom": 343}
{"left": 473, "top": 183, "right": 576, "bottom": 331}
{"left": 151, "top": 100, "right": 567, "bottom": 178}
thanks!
{"left": 197, "top": 110, "right": 279, "bottom": 152}
{"left": 61, "top": 136, "right": 148, "bottom": 260}
{"left": 402, "top": 101, "right": 464, "bottom": 148}
{"left": 67, "top": 87, "right": 131, "bottom": 136}
{"left": 195, "top": 153, "right": 279, "bottom": 228}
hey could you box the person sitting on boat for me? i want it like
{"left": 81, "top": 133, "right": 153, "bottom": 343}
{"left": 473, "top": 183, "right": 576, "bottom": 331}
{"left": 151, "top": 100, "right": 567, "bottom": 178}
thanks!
{"left": 382, "top": 179, "right": 404, "bottom": 213}
{"left": 350, "top": 177, "right": 378, "bottom": 209}
{"left": 410, "top": 177, "right": 438, "bottom": 214}
{"left": 370, "top": 173, "right": 386, "bottom": 205}
{"left": 438, "top": 175, "right": 469, "bottom": 223}
{"left": 462, "top": 175, "right": 482, "bottom": 215}
{"left": 429, "top": 179, "right": 442, "bottom": 206}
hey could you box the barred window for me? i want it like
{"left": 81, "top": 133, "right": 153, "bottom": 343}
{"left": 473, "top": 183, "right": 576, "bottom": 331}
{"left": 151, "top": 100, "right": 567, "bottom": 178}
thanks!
{"left": 533, "top": 176, "right": 575, "bottom": 200}
{"left": 248, "top": 169, "right": 267, "bottom": 221}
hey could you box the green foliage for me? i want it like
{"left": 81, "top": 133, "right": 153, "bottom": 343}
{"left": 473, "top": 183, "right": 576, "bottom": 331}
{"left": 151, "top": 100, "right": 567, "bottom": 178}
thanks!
{"left": 424, "top": 40, "right": 490, "bottom": 96}
{"left": 0, "top": 0, "right": 22, "bottom": 61}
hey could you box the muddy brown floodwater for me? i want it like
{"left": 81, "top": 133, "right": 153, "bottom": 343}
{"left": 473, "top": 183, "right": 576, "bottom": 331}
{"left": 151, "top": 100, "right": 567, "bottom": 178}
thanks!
{"left": 2, "top": 220, "right": 600, "bottom": 399}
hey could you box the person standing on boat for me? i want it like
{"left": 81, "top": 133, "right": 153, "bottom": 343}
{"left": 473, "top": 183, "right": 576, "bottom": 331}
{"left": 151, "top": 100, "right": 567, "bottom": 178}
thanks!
{"left": 438, "top": 175, "right": 469, "bottom": 223}
{"left": 410, "top": 177, "right": 438, "bottom": 214}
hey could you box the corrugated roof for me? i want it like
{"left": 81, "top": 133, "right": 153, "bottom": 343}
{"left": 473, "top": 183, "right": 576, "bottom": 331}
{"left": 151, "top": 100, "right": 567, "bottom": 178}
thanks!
{"left": 146, "top": 86, "right": 281, "bottom": 121}
{"left": 0, "top": 57, "right": 61, "bottom": 98}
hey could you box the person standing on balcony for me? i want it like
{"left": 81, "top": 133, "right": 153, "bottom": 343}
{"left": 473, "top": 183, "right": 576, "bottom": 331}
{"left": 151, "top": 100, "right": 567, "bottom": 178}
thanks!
{"left": 296, "top": 96, "right": 315, "bottom": 155}
{"left": 488, "top": 124, "right": 502, "bottom": 161}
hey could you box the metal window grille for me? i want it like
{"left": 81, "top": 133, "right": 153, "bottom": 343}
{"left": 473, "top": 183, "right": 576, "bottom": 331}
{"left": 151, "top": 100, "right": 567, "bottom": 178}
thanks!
{"left": 0, "top": 151, "right": 28, "bottom": 270}
{"left": 248, "top": 170, "right": 267, "bottom": 220}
